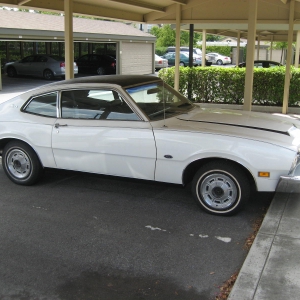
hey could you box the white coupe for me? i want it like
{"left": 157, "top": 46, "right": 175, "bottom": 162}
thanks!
{"left": 0, "top": 75, "right": 299, "bottom": 215}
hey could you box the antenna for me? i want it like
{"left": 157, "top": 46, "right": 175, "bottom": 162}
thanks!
{"left": 163, "top": 79, "right": 167, "bottom": 127}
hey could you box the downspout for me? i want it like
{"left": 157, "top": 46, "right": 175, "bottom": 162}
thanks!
{"left": 174, "top": 3, "right": 181, "bottom": 91}
{"left": 295, "top": 30, "right": 300, "bottom": 67}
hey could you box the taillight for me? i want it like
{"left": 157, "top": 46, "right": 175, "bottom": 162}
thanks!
{"left": 111, "top": 62, "right": 116, "bottom": 68}
{"left": 158, "top": 60, "right": 162, "bottom": 64}
{"left": 60, "top": 62, "right": 65, "bottom": 68}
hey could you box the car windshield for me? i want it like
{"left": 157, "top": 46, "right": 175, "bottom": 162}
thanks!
{"left": 125, "top": 81, "right": 194, "bottom": 121}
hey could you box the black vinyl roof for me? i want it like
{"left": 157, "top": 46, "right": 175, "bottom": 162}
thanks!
{"left": 59, "top": 75, "right": 161, "bottom": 88}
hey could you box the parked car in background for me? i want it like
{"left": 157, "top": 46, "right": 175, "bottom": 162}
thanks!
{"left": 163, "top": 52, "right": 212, "bottom": 67}
{"left": 76, "top": 54, "right": 116, "bottom": 75}
{"left": 155, "top": 54, "right": 168, "bottom": 71}
{"left": 238, "top": 60, "right": 282, "bottom": 68}
{"left": 207, "top": 52, "right": 232, "bottom": 65}
{"left": 181, "top": 52, "right": 213, "bottom": 66}
{"left": 1, "top": 75, "right": 300, "bottom": 216}
{"left": 162, "top": 52, "right": 195, "bottom": 66}
{"left": 167, "top": 46, "right": 202, "bottom": 56}
{"left": 4, "top": 54, "right": 78, "bottom": 80}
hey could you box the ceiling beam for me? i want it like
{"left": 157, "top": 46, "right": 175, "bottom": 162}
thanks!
{"left": 171, "top": 0, "right": 187, "bottom": 4}
{"left": 107, "top": 0, "right": 165, "bottom": 12}
{"left": 18, "top": 0, "right": 31, "bottom": 5}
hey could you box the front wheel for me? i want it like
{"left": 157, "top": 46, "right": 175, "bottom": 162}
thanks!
{"left": 2, "top": 141, "right": 43, "bottom": 185}
{"left": 192, "top": 161, "right": 250, "bottom": 215}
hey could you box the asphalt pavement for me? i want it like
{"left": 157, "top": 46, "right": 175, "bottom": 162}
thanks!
{"left": 1, "top": 74, "right": 300, "bottom": 299}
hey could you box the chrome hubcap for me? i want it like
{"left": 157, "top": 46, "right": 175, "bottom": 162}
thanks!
{"left": 199, "top": 173, "right": 238, "bottom": 209}
{"left": 6, "top": 149, "right": 31, "bottom": 179}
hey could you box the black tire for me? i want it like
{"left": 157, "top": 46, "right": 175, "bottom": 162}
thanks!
{"left": 2, "top": 141, "right": 43, "bottom": 186}
{"left": 7, "top": 67, "right": 17, "bottom": 78}
{"left": 216, "top": 59, "right": 223, "bottom": 65}
{"left": 179, "top": 62, "right": 185, "bottom": 67}
{"left": 192, "top": 161, "right": 250, "bottom": 216}
{"left": 96, "top": 67, "right": 106, "bottom": 75}
{"left": 43, "top": 69, "right": 54, "bottom": 80}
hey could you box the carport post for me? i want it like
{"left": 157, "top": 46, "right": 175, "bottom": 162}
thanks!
{"left": 174, "top": 4, "right": 181, "bottom": 91}
{"left": 282, "top": 0, "right": 295, "bottom": 114}
{"left": 243, "top": 0, "right": 258, "bottom": 111}
{"left": 64, "top": 0, "right": 74, "bottom": 80}
{"left": 0, "top": 58, "right": 2, "bottom": 91}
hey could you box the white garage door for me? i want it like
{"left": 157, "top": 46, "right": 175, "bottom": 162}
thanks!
{"left": 121, "top": 42, "right": 153, "bottom": 75}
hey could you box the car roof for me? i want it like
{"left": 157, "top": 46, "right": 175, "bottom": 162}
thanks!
{"left": 53, "top": 75, "right": 162, "bottom": 88}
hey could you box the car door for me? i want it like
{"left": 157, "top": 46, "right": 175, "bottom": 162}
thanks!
{"left": 76, "top": 55, "right": 90, "bottom": 73}
{"left": 34, "top": 55, "right": 48, "bottom": 77}
{"left": 51, "top": 88, "right": 157, "bottom": 180}
{"left": 16, "top": 55, "right": 36, "bottom": 75}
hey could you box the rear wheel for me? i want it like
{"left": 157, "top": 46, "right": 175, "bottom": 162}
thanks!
{"left": 7, "top": 67, "right": 17, "bottom": 77}
{"left": 179, "top": 62, "right": 185, "bottom": 67}
{"left": 96, "top": 67, "right": 106, "bottom": 75}
{"left": 2, "top": 141, "right": 43, "bottom": 185}
{"left": 43, "top": 69, "right": 54, "bottom": 80}
{"left": 192, "top": 161, "right": 250, "bottom": 215}
{"left": 216, "top": 59, "right": 223, "bottom": 65}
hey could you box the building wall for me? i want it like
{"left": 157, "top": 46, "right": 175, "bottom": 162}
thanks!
{"left": 121, "top": 42, "right": 153, "bottom": 75}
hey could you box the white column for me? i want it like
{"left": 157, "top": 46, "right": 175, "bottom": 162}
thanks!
{"left": 243, "top": 0, "right": 258, "bottom": 111}
{"left": 64, "top": 0, "right": 74, "bottom": 79}
{"left": 174, "top": 4, "right": 181, "bottom": 91}
{"left": 202, "top": 29, "right": 206, "bottom": 66}
{"left": 282, "top": 0, "right": 295, "bottom": 114}
{"left": 295, "top": 30, "right": 300, "bottom": 67}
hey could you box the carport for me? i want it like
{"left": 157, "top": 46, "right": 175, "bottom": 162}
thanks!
{"left": 0, "top": 0, "right": 300, "bottom": 113}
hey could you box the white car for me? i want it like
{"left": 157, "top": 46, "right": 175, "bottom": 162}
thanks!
{"left": 4, "top": 54, "right": 78, "bottom": 80}
{"left": 0, "top": 75, "right": 299, "bottom": 215}
{"left": 155, "top": 54, "right": 168, "bottom": 70}
{"left": 207, "top": 52, "right": 232, "bottom": 65}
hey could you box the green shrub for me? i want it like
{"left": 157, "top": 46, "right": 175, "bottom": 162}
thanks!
{"left": 158, "top": 66, "right": 300, "bottom": 107}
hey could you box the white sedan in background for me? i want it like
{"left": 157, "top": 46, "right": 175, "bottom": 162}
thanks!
{"left": 207, "top": 52, "right": 232, "bottom": 65}
{"left": 155, "top": 54, "right": 168, "bottom": 71}
{"left": 0, "top": 75, "right": 299, "bottom": 215}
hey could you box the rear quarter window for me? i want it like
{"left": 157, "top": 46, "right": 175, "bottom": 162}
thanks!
{"left": 23, "top": 92, "right": 57, "bottom": 117}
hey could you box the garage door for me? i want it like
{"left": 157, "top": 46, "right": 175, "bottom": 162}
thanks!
{"left": 121, "top": 42, "right": 153, "bottom": 75}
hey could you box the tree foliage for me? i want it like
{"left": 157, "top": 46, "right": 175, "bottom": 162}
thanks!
{"left": 150, "top": 25, "right": 202, "bottom": 47}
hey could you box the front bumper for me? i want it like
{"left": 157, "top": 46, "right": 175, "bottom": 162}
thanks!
{"left": 276, "top": 176, "right": 300, "bottom": 193}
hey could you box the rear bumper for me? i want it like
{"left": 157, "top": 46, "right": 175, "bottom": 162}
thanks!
{"left": 276, "top": 176, "right": 300, "bottom": 193}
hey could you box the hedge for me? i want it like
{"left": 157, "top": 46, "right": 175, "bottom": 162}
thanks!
{"left": 158, "top": 66, "right": 300, "bottom": 107}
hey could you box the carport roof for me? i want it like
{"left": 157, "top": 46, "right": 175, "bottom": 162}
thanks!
{"left": 1, "top": 0, "right": 300, "bottom": 41}
{"left": 0, "top": 9, "right": 155, "bottom": 41}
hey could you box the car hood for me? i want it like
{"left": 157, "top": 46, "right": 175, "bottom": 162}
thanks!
{"left": 177, "top": 106, "right": 299, "bottom": 134}
{"left": 167, "top": 106, "right": 300, "bottom": 150}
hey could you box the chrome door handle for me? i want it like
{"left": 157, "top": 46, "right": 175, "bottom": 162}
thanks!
{"left": 54, "top": 123, "right": 68, "bottom": 128}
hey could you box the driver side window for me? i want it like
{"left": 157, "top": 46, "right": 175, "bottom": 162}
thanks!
{"left": 61, "top": 89, "right": 140, "bottom": 121}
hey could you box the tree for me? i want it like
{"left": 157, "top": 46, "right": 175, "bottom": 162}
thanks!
{"left": 150, "top": 25, "right": 202, "bottom": 47}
